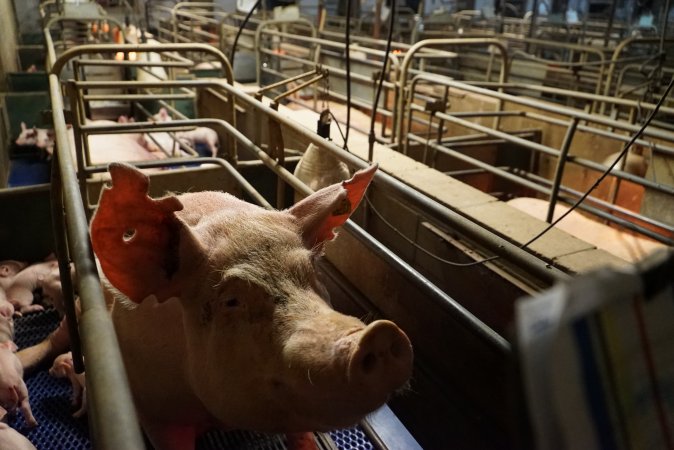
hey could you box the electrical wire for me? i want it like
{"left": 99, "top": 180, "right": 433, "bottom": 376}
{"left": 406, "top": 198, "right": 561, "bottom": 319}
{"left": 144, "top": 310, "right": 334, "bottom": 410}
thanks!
{"left": 230, "top": 0, "right": 261, "bottom": 68}
{"left": 327, "top": 110, "right": 350, "bottom": 152}
{"left": 364, "top": 76, "right": 674, "bottom": 270}
{"left": 364, "top": 195, "right": 500, "bottom": 267}
{"left": 344, "top": 0, "right": 352, "bottom": 150}
{"left": 521, "top": 75, "right": 674, "bottom": 249}
{"left": 368, "top": 0, "right": 396, "bottom": 160}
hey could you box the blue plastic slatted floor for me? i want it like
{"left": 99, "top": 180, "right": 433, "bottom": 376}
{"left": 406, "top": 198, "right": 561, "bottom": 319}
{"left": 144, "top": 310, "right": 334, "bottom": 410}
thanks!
{"left": 11, "top": 309, "right": 376, "bottom": 450}
{"left": 7, "top": 157, "right": 51, "bottom": 187}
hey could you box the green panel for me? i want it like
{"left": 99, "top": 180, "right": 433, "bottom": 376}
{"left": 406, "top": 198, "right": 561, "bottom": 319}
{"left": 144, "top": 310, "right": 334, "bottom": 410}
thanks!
{"left": 6, "top": 92, "right": 51, "bottom": 135}
{"left": 0, "top": 185, "right": 55, "bottom": 261}
{"left": 20, "top": 33, "right": 44, "bottom": 45}
{"left": 7, "top": 73, "right": 49, "bottom": 92}
{"left": 18, "top": 46, "right": 46, "bottom": 71}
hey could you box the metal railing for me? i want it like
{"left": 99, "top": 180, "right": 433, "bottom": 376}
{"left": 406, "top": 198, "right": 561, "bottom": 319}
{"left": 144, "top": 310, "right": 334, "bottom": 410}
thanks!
{"left": 404, "top": 74, "right": 674, "bottom": 244}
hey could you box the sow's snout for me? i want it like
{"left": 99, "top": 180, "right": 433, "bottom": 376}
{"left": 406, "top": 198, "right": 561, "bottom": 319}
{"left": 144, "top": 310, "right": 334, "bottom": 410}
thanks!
{"left": 347, "top": 320, "right": 412, "bottom": 392}
{"left": 347, "top": 320, "right": 413, "bottom": 396}
{"left": 283, "top": 314, "right": 413, "bottom": 428}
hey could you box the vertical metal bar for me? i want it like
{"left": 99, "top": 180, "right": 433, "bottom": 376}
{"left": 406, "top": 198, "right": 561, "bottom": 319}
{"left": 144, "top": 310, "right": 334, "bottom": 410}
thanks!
{"left": 604, "top": 0, "right": 618, "bottom": 49}
{"left": 50, "top": 153, "right": 84, "bottom": 374}
{"left": 66, "top": 81, "right": 89, "bottom": 209}
{"left": 527, "top": 0, "right": 540, "bottom": 52}
{"left": 546, "top": 117, "right": 579, "bottom": 223}
{"left": 49, "top": 71, "right": 147, "bottom": 450}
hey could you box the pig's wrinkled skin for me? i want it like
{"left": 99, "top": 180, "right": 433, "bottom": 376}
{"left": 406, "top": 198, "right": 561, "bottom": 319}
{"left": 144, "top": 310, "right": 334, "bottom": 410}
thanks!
{"left": 152, "top": 108, "right": 220, "bottom": 157}
{"left": 2, "top": 259, "right": 64, "bottom": 315}
{"left": 602, "top": 151, "right": 648, "bottom": 177}
{"left": 0, "top": 290, "right": 16, "bottom": 343}
{"left": 49, "top": 352, "right": 87, "bottom": 418}
{"left": 91, "top": 163, "right": 413, "bottom": 450}
{"left": 0, "top": 341, "right": 37, "bottom": 427}
{"left": 177, "top": 128, "right": 220, "bottom": 157}
{"left": 0, "top": 423, "right": 37, "bottom": 450}
{"left": 15, "top": 120, "right": 166, "bottom": 164}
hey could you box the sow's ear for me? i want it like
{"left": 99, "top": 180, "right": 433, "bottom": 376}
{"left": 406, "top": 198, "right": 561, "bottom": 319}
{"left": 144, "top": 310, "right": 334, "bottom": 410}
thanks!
{"left": 290, "top": 164, "right": 377, "bottom": 249}
{"left": 90, "top": 163, "right": 191, "bottom": 303}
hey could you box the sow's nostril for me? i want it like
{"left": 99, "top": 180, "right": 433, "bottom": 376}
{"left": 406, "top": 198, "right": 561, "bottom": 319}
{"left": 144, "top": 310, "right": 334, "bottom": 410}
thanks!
{"left": 349, "top": 320, "right": 413, "bottom": 387}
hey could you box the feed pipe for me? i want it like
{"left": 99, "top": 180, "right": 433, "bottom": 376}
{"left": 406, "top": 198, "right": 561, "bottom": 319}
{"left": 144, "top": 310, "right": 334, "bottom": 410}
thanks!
{"left": 396, "top": 39, "right": 509, "bottom": 146}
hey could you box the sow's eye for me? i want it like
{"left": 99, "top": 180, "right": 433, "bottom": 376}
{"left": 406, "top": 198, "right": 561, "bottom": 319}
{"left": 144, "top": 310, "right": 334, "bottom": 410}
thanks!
{"left": 225, "top": 298, "right": 239, "bottom": 308}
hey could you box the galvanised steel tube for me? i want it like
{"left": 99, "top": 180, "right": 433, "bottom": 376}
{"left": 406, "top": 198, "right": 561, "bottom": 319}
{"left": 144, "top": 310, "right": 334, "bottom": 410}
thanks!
{"left": 407, "top": 133, "right": 674, "bottom": 245}
{"left": 50, "top": 43, "right": 234, "bottom": 84}
{"left": 48, "top": 72, "right": 146, "bottom": 450}
{"left": 254, "top": 18, "right": 317, "bottom": 84}
{"left": 411, "top": 73, "right": 674, "bottom": 152}
{"left": 212, "top": 80, "right": 569, "bottom": 284}
{"left": 396, "top": 39, "right": 509, "bottom": 145}
{"left": 426, "top": 107, "right": 674, "bottom": 196}
{"left": 470, "top": 82, "right": 674, "bottom": 120}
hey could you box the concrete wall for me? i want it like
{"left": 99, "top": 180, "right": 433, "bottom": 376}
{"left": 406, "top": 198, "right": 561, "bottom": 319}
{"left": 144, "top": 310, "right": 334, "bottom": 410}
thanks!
{"left": 0, "top": 1, "right": 20, "bottom": 187}
{"left": 11, "top": 0, "right": 40, "bottom": 40}
{"left": 1, "top": 2, "right": 20, "bottom": 79}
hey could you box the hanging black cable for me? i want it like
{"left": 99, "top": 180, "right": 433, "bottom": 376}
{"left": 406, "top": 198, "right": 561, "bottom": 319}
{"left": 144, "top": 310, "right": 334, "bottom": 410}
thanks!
{"left": 364, "top": 76, "right": 674, "bottom": 269}
{"left": 230, "top": 0, "right": 262, "bottom": 68}
{"left": 368, "top": 0, "right": 396, "bottom": 161}
{"left": 343, "top": 0, "right": 352, "bottom": 150}
{"left": 522, "top": 76, "right": 674, "bottom": 248}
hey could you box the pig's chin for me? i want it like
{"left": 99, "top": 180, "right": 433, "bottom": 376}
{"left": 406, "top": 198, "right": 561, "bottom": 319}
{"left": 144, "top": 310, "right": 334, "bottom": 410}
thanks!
{"left": 261, "top": 320, "right": 413, "bottom": 433}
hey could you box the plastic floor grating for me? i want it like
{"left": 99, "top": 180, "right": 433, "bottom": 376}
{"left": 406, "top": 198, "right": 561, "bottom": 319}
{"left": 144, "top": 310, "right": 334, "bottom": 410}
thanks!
{"left": 10, "top": 309, "right": 377, "bottom": 450}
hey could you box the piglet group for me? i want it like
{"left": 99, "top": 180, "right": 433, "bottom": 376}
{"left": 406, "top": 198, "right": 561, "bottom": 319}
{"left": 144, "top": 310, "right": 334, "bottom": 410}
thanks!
{"left": 0, "top": 257, "right": 65, "bottom": 315}
{"left": 0, "top": 264, "right": 41, "bottom": 432}
{"left": 49, "top": 352, "right": 86, "bottom": 418}
{"left": 152, "top": 107, "right": 220, "bottom": 157}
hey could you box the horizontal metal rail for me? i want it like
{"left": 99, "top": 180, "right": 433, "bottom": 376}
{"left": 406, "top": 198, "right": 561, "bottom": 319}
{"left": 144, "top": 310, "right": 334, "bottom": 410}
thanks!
{"left": 46, "top": 44, "right": 146, "bottom": 450}
{"left": 407, "top": 133, "right": 674, "bottom": 244}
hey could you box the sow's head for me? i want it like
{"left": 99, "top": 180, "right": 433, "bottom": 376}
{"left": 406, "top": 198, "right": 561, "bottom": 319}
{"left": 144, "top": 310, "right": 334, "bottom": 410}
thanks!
{"left": 90, "top": 163, "right": 413, "bottom": 432}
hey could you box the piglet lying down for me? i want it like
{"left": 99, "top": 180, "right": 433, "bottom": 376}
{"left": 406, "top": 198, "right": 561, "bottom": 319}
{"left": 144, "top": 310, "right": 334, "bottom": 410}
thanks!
{"left": 90, "top": 163, "right": 413, "bottom": 450}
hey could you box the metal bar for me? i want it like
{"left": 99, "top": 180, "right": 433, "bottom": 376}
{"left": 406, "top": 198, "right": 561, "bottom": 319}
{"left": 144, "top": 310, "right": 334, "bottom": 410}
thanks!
{"left": 75, "top": 59, "right": 195, "bottom": 68}
{"left": 396, "top": 39, "right": 509, "bottom": 146}
{"left": 217, "top": 84, "right": 568, "bottom": 284}
{"left": 72, "top": 76, "right": 569, "bottom": 284}
{"left": 50, "top": 43, "right": 234, "bottom": 85}
{"left": 82, "top": 93, "right": 196, "bottom": 101}
{"left": 407, "top": 133, "right": 674, "bottom": 244}
{"left": 546, "top": 118, "right": 579, "bottom": 223}
{"left": 256, "top": 69, "right": 323, "bottom": 95}
{"left": 48, "top": 71, "right": 146, "bottom": 449}
{"left": 428, "top": 107, "right": 674, "bottom": 195}
{"left": 49, "top": 154, "right": 84, "bottom": 374}
{"left": 513, "top": 169, "right": 674, "bottom": 233}
{"left": 273, "top": 73, "right": 326, "bottom": 102}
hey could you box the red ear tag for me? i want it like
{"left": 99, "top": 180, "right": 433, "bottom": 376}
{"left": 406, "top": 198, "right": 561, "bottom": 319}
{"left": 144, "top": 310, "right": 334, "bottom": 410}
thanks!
{"left": 290, "top": 164, "right": 378, "bottom": 249}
